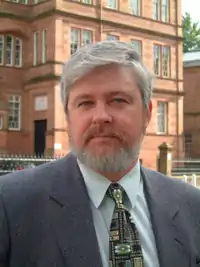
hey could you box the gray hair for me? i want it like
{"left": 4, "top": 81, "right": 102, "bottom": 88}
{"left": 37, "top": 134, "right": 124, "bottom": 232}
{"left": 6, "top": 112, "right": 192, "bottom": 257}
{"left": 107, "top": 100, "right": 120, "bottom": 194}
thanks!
{"left": 60, "top": 41, "right": 153, "bottom": 109}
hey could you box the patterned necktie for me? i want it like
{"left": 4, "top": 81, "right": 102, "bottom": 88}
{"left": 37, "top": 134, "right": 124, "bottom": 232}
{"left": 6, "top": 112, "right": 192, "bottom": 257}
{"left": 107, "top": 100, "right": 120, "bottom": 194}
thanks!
{"left": 107, "top": 183, "right": 144, "bottom": 267}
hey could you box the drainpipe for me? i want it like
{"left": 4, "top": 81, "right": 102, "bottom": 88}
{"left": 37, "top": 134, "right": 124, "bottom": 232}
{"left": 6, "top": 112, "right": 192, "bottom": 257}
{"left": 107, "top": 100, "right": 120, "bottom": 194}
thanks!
{"left": 98, "top": 0, "right": 103, "bottom": 40}
{"left": 175, "top": 0, "right": 181, "bottom": 158}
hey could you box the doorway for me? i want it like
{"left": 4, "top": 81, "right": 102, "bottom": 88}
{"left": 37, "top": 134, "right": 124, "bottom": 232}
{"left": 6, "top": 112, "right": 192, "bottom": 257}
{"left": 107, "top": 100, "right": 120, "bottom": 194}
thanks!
{"left": 34, "top": 119, "right": 47, "bottom": 157}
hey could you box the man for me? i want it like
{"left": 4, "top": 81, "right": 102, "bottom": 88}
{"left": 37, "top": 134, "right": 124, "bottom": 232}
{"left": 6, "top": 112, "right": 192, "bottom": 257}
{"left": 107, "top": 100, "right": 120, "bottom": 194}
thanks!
{"left": 0, "top": 41, "right": 200, "bottom": 267}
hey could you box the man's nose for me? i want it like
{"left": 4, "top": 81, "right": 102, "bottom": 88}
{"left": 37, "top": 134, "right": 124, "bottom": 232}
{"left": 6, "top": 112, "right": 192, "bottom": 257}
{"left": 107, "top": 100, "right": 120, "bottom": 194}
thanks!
{"left": 92, "top": 103, "right": 112, "bottom": 124}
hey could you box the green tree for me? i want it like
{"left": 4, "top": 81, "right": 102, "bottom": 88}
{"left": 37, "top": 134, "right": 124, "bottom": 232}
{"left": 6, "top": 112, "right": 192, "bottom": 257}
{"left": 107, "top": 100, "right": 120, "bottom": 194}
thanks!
{"left": 182, "top": 12, "right": 200, "bottom": 53}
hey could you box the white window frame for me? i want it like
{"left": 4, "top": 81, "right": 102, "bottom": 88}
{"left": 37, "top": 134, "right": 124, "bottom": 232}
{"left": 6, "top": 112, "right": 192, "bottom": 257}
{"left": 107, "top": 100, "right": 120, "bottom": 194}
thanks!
{"left": 42, "top": 29, "right": 47, "bottom": 64}
{"left": 153, "top": 0, "right": 160, "bottom": 20}
{"left": 0, "top": 35, "right": 4, "bottom": 66}
{"left": 130, "top": 0, "right": 140, "bottom": 16}
{"left": 157, "top": 101, "right": 168, "bottom": 134}
{"left": 0, "top": 35, "right": 23, "bottom": 67}
{"left": 107, "top": 0, "right": 117, "bottom": 9}
{"left": 161, "top": 0, "right": 169, "bottom": 22}
{"left": 71, "top": 28, "right": 81, "bottom": 55}
{"left": 154, "top": 44, "right": 160, "bottom": 76}
{"left": 162, "top": 46, "right": 170, "bottom": 77}
{"left": 20, "top": 0, "right": 28, "bottom": 4}
{"left": 5, "top": 35, "right": 13, "bottom": 66}
{"left": 82, "top": 0, "right": 92, "bottom": 4}
{"left": 33, "top": 31, "right": 39, "bottom": 66}
{"left": 14, "top": 37, "right": 22, "bottom": 67}
{"left": 0, "top": 116, "right": 3, "bottom": 130}
{"left": 8, "top": 95, "right": 21, "bottom": 131}
{"left": 106, "top": 34, "right": 119, "bottom": 41}
{"left": 70, "top": 28, "right": 93, "bottom": 54}
{"left": 131, "top": 39, "right": 142, "bottom": 55}
{"left": 82, "top": 30, "right": 92, "bottom": 46}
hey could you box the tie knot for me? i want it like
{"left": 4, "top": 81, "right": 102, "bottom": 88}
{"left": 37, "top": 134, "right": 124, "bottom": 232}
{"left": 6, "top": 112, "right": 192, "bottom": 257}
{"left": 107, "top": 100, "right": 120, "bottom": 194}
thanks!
{"left": 107, "top": 183, "right": 125, "bottom": 208}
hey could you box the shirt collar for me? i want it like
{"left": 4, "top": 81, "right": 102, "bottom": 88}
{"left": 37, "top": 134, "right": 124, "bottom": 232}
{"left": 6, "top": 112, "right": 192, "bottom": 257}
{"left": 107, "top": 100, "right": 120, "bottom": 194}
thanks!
{"left": 78, "top": 160, "right": 141, "bottom": 209}
{"left": 118, "top": 161, "right": 141, "bottom": 209}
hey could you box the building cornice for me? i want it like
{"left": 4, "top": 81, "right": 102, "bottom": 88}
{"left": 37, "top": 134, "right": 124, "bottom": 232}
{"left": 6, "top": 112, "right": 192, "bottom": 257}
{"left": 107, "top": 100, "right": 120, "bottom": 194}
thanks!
{"left": 0, "top": 9, "right": 183, "bottom": 41}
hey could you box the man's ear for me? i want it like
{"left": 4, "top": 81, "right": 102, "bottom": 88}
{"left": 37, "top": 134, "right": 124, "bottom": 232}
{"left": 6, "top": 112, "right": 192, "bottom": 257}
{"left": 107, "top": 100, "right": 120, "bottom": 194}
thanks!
{"left": 145, "top": 100, "right": 152, "bottom": 127}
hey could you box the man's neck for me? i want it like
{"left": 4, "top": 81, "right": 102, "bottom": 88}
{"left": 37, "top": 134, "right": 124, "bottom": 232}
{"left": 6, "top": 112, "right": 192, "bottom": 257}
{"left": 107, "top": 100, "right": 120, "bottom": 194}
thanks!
{"left": 96, "top": 160, "right": 138, "bottom": 182}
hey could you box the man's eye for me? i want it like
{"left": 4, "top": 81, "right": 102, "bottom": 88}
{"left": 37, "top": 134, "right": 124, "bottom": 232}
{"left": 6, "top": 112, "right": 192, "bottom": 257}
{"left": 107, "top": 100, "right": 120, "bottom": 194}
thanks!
{"left": 78, "top": 101, "right": 93, "bottom": 107}
{"left": 112, "top": 98, "right": 127, "bottom": 103}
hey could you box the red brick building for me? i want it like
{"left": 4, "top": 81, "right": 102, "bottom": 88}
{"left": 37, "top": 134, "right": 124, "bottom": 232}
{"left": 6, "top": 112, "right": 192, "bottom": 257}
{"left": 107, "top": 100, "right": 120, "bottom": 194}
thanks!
{"left": 0, "top": 0, "right": 183, "bottom": 169}
{"left": 183, "top": 51, "right": 200, "bottom": 158}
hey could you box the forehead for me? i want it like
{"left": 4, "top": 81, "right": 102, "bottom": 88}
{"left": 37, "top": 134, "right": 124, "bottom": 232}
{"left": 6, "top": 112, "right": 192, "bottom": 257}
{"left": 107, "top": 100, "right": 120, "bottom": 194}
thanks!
{"left": 69, "top": 64, "right": 139, "bottom": 98}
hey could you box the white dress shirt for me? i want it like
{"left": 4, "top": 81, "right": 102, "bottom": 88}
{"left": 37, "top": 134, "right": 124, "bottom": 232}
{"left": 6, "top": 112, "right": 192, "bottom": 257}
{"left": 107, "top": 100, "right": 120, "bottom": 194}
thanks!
{"left": 78, "top": 160, "right": 160, "bottom": 267}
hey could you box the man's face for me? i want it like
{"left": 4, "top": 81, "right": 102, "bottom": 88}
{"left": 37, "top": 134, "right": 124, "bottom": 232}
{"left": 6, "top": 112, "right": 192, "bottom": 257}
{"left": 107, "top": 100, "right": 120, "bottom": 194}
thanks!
{"left": 67, "top": 64, "right": 152, "bottom": 173}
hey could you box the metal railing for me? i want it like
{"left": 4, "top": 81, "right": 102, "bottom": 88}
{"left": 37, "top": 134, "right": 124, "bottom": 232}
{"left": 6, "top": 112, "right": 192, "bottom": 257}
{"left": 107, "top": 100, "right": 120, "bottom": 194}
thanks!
{"left": 172, "top": 158, "right": 200, "bottom": 189}
{"left": 1, "top": 154, "right": 200, "bottom": 189}
{"left": 172, "top": 158, "right": 200, "bottom": 175}
{"left": 0, "top": 154, "right": 64, "bottom": 175}
{"left": 174, "top": 173, "right": 200, "bottom": 188}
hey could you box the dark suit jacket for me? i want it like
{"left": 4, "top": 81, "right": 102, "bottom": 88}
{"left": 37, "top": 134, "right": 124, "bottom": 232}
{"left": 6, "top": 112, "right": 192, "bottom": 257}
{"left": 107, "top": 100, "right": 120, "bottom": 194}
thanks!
{"left": 0, "top": 153, "right": 200, "bottom": 267}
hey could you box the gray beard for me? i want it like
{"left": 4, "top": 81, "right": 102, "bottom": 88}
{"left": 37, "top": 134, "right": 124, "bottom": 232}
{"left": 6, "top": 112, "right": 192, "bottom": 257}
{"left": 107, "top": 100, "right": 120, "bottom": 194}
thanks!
{"left": 69, "top": 140, "right": 141, "bottom": 173}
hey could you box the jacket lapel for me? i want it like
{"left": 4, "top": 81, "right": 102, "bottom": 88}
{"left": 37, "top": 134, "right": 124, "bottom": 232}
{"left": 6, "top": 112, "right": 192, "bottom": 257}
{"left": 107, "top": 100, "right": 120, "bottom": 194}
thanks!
{"left": 141, "top": 167, "right": 192, "bottom": 267}
{"left": 47, "top": 155, "right": 103, "bottom": 267}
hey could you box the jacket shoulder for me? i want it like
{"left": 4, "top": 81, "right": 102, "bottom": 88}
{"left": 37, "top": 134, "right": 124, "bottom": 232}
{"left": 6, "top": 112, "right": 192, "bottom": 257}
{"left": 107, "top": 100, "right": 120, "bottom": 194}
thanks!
{"left": 0, "top": 153, "right": 78, "bottom": 198}
{"left": 143, "top": 167, "right": 200, "bottom": 204}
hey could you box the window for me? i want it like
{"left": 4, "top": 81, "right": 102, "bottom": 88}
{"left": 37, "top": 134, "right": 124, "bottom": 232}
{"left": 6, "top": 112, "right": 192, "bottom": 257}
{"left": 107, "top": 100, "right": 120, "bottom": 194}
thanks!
{"left": 107, "top": 0, "right": 117, "bottom": 9}
{"left": 153, "top": 0, "right": 169, "bottom": 22}
{"left": 82, "top": 30, "right": 93, "bottom": 46}
{"left": 162, "top": 46, "right": 170, "bottom": 77}
{"left": 131, "top": 39, "right": 142, "bottom": 55}
{"left": 73, "top": 0, "right": 92, "bottom": 3}
{"left": 154, "top": 45, "right": 160, "bottom": 76}
{"left": 33, "top": 31, "right": 39, "bottom": 66}
{"left": 6, "top": 35, "right": 13, "bottom": 66}
{"left": 184, "top": 134, "right": 192, "bottom": 158}
{"left": 0, "top": 36, "right": 3, "bottom": 65}
{"left": 81, "top": 0, "right": 92, "bottom": 4}
{"left": 42, "top": 29, "right": 47, "bottom": 64}
{"left": 71, "top": 28, "right": 80, "bottom": 55}
{"left": 0, "top": 35, "right": 22, "bottom": 67}
{"left": 154, "top": 44, "right": 170, "bottom": 77}
{"left": 106, "top": 34, "right": 119, "bottom": 41}
{"left": 153, "top": 0, "right": 160, "bottom": 20}
{"left": 0, "top": 116, "right": 3, "bottom": 130}
{"left": 161, "top": 0, "right": 169, "bottom": 22}
{"left": 5, "top": 0, "right": 28, "bottom": 3}
{"left": 8, "top": 95, "right": 21, "bottom": 130}
{"left": 130, "top": 0, "right": 140, "bottom": 15}
{"left": 70, "top": 28, "right": 93, "bottom": 55}
{"left": 157, "top": 101, "right": 168, "bottom": 134}
{"left": 14, "top": 38, "right": 22, "bottom": 67}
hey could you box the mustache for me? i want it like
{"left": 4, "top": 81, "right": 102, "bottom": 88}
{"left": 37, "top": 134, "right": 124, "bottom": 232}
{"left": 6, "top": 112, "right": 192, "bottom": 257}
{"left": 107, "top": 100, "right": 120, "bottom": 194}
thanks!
{"left": 83, "top": 127, "right": 123, "bottom": 144}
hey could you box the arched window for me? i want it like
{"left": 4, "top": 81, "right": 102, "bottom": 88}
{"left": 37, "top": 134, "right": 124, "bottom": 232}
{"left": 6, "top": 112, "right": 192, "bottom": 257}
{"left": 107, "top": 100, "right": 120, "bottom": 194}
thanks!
{"left": 0, "top": 35, "right": 22, "bottom": 67}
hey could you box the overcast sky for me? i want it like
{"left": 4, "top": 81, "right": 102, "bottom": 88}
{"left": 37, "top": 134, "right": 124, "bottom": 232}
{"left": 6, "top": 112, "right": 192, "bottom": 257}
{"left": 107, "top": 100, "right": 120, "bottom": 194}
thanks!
{"left": 182, "top": 0, "right": 200, "bottom": 21}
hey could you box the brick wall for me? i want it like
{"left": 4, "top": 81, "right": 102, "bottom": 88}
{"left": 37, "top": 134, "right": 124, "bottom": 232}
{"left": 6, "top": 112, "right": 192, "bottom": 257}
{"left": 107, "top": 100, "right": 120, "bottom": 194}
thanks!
{"left": 0, "top": 0, "right": 183, "bottom": 169}
{"left": 184, "top": 66, "right": 200, "bottom": 157}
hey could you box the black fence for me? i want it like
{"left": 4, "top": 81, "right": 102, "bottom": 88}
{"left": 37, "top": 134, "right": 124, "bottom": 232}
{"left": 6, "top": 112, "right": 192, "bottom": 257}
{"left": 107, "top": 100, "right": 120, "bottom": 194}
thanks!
{"left": 0, "top": 154, "right": 62, "bottom": 176}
